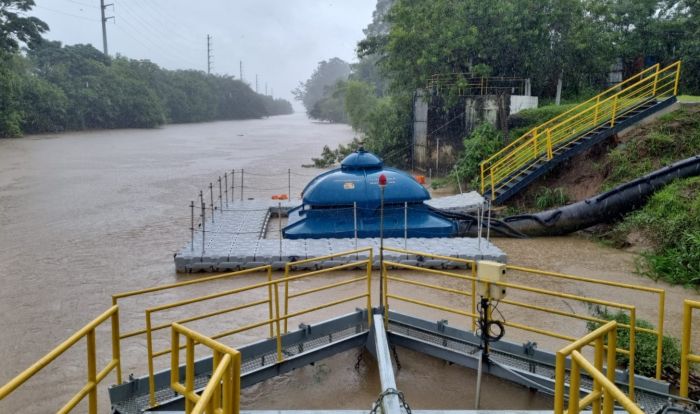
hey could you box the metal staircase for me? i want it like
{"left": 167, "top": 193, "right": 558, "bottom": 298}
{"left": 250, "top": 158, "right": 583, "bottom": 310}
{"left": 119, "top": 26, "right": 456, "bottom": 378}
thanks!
{"left": 480, "top": 61, "right": 682, "bottom": 204}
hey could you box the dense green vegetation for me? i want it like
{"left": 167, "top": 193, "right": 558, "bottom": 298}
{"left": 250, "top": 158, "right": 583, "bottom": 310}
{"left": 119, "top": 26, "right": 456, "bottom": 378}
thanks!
{"left": 308, "top": 0, "right": 700, "bottom": 169}
{"left": 607, "top": 177, "right": 700, "bottom": 287}
{"left": 0, "top": 1, "right": 292, "bottom": 137}
{"left": 587, "top": 308, "right": 682, "bottom": 378}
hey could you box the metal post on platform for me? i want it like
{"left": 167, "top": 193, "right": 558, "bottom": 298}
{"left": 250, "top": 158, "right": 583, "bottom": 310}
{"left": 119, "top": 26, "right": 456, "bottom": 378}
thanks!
{"left": 231, "top": 169, "right": 235, "bottom": 203}
{"left": 201, "top": 201, "right": 206, "bottom": 254}
{"left": 477, "top": 204, "right": 482, "bottom": 251}
{"left": 288, "top": 168, "right": 291, "bottom": 200}
{"left": 224, "top": 173, "right": 228, "bottom": 207}
{"left": 278, "top": 202, "right": 282, "bottom": 260}
{"left": 190, "top": 201, "right": 194, "bottom": 251}
{"left": 209, "top": 183, "right": 214, "bottom": 223}
{"left": 378, "top": 174, "right": 387, "bottom": 313}
{"left": 404, "top": 202, "right": 408, "bottom": 250}
{"left": 240, "top": 169, "right": 244, "bottom": 201}
{"left": 218, "top": 176, "right": 223, "bottom": 211}
{"left": 486, "top": 199, "right": 492, "bottom": 247}
{"left": 353, "top": 202, "right": 358, "bottom": 251}
{"left": 199, "top": 190, "right": 204, "bottom": 210}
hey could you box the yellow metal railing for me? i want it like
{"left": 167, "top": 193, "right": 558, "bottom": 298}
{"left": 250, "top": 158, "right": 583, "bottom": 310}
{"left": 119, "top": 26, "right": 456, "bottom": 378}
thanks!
{"left": 114, "top": 248, "right": 372, "bottom": 407}
{"left": 680, "top": 299, "right": 700, "bottom": 398}
{"left": 171, "top": 322, "right": 241, "bottom": 414}
{"left": 0, "top": 305, "right": 121, "bottom": 414}
{"left": 283, "top": 248, "right": 374, "bottom": 333}
{"left": 380, "top": 252, "right": 664, "bottom": 399}
{"left": 554, "top": 321, "right": 643, "bottom": 414}
{"left": 112, "top": 265, "right": 272, "bottom": 407}
{"left": 506, "top": 264, "right": 666, "bottom": 380}
{"left": 480, "top": 61, "right": 682, "bottom": 199}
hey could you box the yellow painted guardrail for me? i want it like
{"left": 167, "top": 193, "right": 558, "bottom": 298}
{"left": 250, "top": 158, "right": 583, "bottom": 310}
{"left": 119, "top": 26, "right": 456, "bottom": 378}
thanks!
{"left": 379, "top": 247, "right": 674, "bottom": 400}
{"left": 480, "top": 61, "right": 682, "bottom": 199}
{"left": 114, "top": 248, "right": 372, "bottom": 407}
{"left": 554, "top": 321, "right": 643, "bottom": 414}
{"left": 680, "top": 299, "right": 700, "bottom": 398}
{"left": 283, "top": 247, "right": 374, "bottom": 333}
{"left": 171, "top": 322, "right": 241, "bottom": 414}
{"left": 0, "top": 305, "right": 121, "bottom": 414}
{"left": 506, "top": 264, "right": 666, "bottom": 381}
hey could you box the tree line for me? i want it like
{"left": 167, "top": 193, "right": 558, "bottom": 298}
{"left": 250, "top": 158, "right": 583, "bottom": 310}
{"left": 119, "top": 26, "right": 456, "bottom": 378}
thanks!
{"left": 298, "top": 0, "right": 700, "bottom": 167}
{"left": 0, "top": 1, "right": 293, "bottom": 138}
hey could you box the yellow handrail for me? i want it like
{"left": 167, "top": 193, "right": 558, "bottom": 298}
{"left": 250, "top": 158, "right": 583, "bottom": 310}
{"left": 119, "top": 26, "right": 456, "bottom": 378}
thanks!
{"left": 133, "top": 248, "right": 373, "bottom": 407}
{"left": 480, "top": 61, "right": 682, "bottom": 199}
{"left": 380, "top": 255, "right": 662, "bottom": 399}
{"left": 680, "top": 299, "right": 700, "bottom": 398}
{"left": 0, "top": 305, "right": 121, "bottom": 414}
{"left": 171, "top": 322, "right": 240, "bottom": 414}
{"left": 554, "top": 321, "right": 643, "bottom": 414}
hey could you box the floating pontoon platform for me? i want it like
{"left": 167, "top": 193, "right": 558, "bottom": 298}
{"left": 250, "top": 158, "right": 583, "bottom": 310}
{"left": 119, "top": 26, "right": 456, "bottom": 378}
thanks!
{"left": 174, "top": 196, "right": 505, "bottom": 273}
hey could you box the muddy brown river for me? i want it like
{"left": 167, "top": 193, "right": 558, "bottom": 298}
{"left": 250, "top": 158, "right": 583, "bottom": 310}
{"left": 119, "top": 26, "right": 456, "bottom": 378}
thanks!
{"left": 0, "top": 113, "right": 697, "bottom": 413}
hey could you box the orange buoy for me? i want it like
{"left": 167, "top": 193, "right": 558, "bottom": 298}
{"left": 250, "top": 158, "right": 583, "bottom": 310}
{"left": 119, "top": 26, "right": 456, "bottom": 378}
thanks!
{"left": 271, "top": 194, "right": 289, "bottom": 200}
{"left": 415, "top": 175, "right": 426, "bottom": 184}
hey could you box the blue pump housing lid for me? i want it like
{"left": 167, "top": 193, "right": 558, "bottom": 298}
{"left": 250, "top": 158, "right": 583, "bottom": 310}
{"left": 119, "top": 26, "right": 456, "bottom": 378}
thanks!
{"left": 340, "top": 148, "right": 383, "bottom": 170}
{"left": 302, "top": 148, "right": 429, "bottom": 208}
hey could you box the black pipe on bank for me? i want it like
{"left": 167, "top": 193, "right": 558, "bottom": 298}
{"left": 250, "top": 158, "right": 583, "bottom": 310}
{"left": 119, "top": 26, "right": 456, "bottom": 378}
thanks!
{"left": 450, "top": 155, "right": 700, "bottom": 238}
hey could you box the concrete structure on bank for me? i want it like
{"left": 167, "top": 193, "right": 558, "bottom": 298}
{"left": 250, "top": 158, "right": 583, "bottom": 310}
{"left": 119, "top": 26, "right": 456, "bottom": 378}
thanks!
{"left": 412, "top": 78, "right": 538, "bottom": 175}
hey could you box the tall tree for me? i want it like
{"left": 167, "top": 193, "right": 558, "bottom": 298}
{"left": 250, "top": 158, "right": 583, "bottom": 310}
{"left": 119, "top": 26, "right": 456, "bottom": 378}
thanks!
{"left": 0, "top": 0, "right": 47, "bottom": 52}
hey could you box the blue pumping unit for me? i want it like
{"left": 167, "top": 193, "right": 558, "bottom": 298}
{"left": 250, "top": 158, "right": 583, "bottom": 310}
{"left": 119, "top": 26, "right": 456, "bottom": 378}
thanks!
{"left": 283, "top": 148, "right": 457, "bottom": 239}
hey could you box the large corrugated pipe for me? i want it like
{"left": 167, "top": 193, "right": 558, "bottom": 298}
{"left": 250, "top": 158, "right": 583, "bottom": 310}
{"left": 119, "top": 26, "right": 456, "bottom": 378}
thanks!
{"left": 452, "top": 155, "right": 700, "bottom": 237}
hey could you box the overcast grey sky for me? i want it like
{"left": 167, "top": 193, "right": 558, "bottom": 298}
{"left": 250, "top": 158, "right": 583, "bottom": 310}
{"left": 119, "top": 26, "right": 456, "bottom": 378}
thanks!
{"left": 30, "top": 0, "right": 376, "bottom": 107}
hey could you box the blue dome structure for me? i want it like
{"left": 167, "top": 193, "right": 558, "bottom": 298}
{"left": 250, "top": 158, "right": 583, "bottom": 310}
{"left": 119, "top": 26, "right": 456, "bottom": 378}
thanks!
{"left": 283, "top": 148, "right": 456, "bottom": 239}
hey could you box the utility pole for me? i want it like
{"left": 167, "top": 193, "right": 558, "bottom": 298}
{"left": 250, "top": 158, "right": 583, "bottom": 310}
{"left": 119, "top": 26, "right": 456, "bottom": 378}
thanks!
{"left": 239, "top": 60, "right": 243, "bottom": 82}
{"left": 206, "top": 35, "right": 213, "bottom": 74}
{"left": 255, "top": 74, "right": 258, "bottom": 93}
{"left": 100, "top": 0, "right": 114, "bottom": 55}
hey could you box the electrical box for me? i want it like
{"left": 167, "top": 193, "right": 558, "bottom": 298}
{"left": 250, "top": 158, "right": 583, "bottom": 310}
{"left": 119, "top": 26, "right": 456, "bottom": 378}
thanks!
{"left": 476, "top": 260, "right": 507, "bottom": 300}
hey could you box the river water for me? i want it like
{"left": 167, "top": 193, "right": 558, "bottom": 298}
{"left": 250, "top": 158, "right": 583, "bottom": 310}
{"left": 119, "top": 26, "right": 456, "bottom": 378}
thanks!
{"left": 0, "top": 113, "right": 696, "bottom": 413}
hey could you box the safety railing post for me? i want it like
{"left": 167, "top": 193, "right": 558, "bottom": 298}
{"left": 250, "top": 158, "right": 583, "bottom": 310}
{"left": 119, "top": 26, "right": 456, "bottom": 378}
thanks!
{"left": 86, "top": 329, "right": 97, "bottom": 414}
{"left": 240, "top": 169, "right": 244, "bottom": 201}
{"left": 610, "top": 96, "right": 618, "bottom": 127}
{"left": 673, "top": 61, "right": 682, "bottom": 96}
{"left": 655, "top": 291, "right": 665, "bottom": 380}
{"left": 546, "top": 128, "right": 553, "bottom": 160}
{"left": 185, "top": 336, "right": 195, "bottom": 413}
{"left": 218, "top": 176, "right": 223, "bottom": 211}
{"left": 231, "top": 169, "right": 235, "bottom": 202}
{"left": 201, "top": 202, "right": 206, "bottom": 254}
{"left": 404, "top": 202, "right": 408, "bottom": 250}
{"left": 480, "top": 163, "right": 485, "bottom": 194}
{"left": 353, "top": 202, "right": 358, "bottom": 251}
{"left": 274, "top": 282, "right": 283, "bottom": 362}
{"left": 533, "top": 131, "right": 539, "bottom": 157}
{"left": 111, "top": 306, "right": 122, "bottom": 384}
{"left": 554, "top": 351, "right": 566, "bottom": 414}
{"left": 224, "top": 172, "right": 229, "bottom": 207}
{"left": 604, "top": 328, "right": 617, "bottom": 414}
{"left": 680, "top": 300, "right": 695, "bottom": 398}
{"left": 593, "top": 337, "right": 604, "bottom": 414}
{"left": 628, "top": 308, "right": 636, "bottom": 401}
{"left": 652, "top": 64, "right": 660, "bottom": 96}
{"left": 278, "top": 202, "right": 283, "bottom": 261}
{"left": 568, "top": 355, "right": 580, "bottom": 414}
{"left": 190, "top": 201, "right": 194, "bottom": 251}
{"left": 146, "top": 310, "right": 156, "bottom": 407}
{"left": 209, "top": 182, "right": 215, "bottom": 223}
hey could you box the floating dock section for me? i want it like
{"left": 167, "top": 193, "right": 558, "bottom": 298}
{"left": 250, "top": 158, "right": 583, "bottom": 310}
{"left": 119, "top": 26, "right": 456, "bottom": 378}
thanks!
{"left": 174, "top": 194, "right": 505, "bottom": 273}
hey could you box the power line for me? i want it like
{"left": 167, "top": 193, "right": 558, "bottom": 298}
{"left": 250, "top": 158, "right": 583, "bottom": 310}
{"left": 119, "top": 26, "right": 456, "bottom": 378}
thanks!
{"left": 58, "top": 0, "right": 99, "bottom": 9}
{"left": 34, "top": 4, "right": 99, "bottom": 22}
{"left": 125, "top": 0, "right": 202, "bottom": 50}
